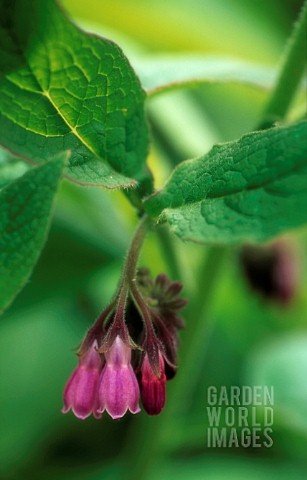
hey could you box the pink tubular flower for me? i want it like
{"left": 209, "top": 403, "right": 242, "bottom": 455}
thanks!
{"left": 96, "top": 335, "right": 141, "bottom": 419}
{"left": 141, "top": 351, "right": 166, "bottom": 415}
{"left": 62, "top": 340, "right": 102, "bottom": 420}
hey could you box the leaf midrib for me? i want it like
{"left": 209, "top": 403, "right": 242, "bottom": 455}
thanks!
{"left": 2, "top": 22, "right": 101, "bottom": 161}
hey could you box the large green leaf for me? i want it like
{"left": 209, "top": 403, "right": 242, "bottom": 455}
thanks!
{"left": 144, "top": 121, "right": 307, "bottom": 244}
{"left": 0, "top": 0, "right": 150, "bottom": 190}
{"left": 0, "top": 152, "right": 67, "bottom": 313}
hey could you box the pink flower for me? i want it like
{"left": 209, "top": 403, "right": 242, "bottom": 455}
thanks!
{"left": 141, "top": 351, "right": 166, "bottom": 415}
{"left": 96, "top": 336, "right": 141, "bottom": 419}
{"left": 62, "top": 340, "right": 102, "bottom": 420}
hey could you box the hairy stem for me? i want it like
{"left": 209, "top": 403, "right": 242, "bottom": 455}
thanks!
{"left": 129, "top": 281, "right": 156, "bottom": 339}
{"left": 120, "top": 214, "right": 151, "bottom": 288}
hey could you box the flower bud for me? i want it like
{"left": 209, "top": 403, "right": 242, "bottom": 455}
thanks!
{"left": 140, "top": 352, "right": 166, "bottom": 415}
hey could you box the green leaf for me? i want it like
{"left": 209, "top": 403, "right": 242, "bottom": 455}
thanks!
{"left": 134, "top": 55, "right": 278, "bottom": 97}
{"left": 0, "top": 152, "right": 67, "bottom": 313}
{"left": 0, "top": 0, "right": 150, "bottom": 190}
{"left": 144, "top": 121, "right": 307, "bottom": 244}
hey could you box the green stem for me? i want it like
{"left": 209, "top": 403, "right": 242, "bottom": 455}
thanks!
{"left": 93, "top": 216, "right": 151, "bottom": 348}
{"left": 123, "top": 246, "right": 225, "bottom": 479}
{"left": 113, "top": 282, "right": 129, "bottom": 325}
{"left": 260, "top": 0, "right": 307, "bottom": 128}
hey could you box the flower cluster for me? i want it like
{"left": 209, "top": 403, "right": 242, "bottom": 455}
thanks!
{"left": 62, "top": 269, "right": 186, "bottom": 419}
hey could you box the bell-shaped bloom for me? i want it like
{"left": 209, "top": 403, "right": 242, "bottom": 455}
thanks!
{"left": 96, "top": 335, "right": 141, "bottom": 419}
{"left": 62, "top": 340, "right": 102, "bottom": 420}
{"left": 141, "top": 351, "right": 166, "bottom": 415}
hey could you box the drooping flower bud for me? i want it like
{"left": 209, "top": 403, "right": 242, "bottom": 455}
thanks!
{"left": 96, "top": 335, "right": 141, "bottom": 419}
{"left": 140, "top": 351, "right": 166, "bottom": 415}
{"left": 62, "top": 340, "right": 102, "bottom": 420}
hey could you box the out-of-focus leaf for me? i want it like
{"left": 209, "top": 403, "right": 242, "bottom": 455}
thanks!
{"left": 151, "top": 457, "right": 307, "bottom": 480}
{"left": 0, "top": 0, "right": 150, "bottom": 190}
{"left": 47, "top": 456, "right": 307, "bottom": 480}
{"left": 0, "top": 147, "right": 29, "bottom": 188}
{"left": 9, "top": 220, "right": 118, "bottom": 309}
{"left": 134, "top": 56, "right": 278, "bottom": 96}
{"left": 55, "top": 181, "right": 132, "bottom": 254}
{"left": 144, "top": 121, "right": 307, "bottom": 244}
{"left": 0, "top": 152, "right": 67, "bottom": 313}
{"left": 245, "top": 333, "right": 307, "bottom": 433}
{"left": 62, "top": 0, "right": 289, "bottom": 64}
{"left": 0, "top": 300, "right": 85, "bottom": 476}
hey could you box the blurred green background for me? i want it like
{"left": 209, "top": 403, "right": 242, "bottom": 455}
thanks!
{"left": 1, "top": 1, "right": 307, "bottom": 479}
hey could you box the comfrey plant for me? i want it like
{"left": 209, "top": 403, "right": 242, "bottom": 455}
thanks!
{"left": 0, "top": 0, "right": 307, "bottom": 438}
{"left": 62, "top": 218, "right": 186, "bottom": 419}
